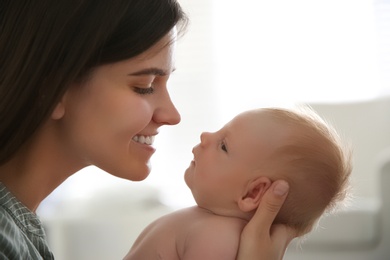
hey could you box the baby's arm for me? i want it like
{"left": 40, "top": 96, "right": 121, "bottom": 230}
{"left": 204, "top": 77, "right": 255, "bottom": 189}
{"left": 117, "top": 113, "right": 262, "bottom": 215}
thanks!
{"left": 181, "top": 217, "right": 245, "bottom": 260}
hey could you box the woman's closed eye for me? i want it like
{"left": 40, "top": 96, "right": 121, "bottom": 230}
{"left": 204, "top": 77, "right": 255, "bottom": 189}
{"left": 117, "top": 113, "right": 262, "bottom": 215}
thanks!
{"left": 133, "top": 86, "right": 154, "bottom": 95}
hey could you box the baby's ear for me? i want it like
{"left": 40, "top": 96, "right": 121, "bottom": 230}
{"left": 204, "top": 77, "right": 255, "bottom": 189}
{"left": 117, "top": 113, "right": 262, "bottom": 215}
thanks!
{"left": 238, "top": 177, "right": 272, "bottom": 212}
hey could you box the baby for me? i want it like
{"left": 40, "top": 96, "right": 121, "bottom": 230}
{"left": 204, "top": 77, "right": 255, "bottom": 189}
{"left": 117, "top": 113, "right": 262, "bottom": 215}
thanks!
{"left": 124, "top": 106, "right": 352, "bottom": 260}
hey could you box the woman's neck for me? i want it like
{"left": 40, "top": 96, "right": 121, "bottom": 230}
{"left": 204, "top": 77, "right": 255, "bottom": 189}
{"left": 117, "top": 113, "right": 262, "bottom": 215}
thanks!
{"left": 0, "top": 120, "right": 86, "bottom": 212}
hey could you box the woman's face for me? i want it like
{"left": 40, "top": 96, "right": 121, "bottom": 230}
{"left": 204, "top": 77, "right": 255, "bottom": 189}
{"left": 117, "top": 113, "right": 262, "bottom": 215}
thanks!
{"left": 57, "top": 29, "right": 180, "bottom": 181}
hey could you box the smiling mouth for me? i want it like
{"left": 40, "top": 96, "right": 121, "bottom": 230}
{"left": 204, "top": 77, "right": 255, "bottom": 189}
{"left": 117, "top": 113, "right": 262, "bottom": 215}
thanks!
{"left": 132, "top": 135, "right": 155, "bottom": 145}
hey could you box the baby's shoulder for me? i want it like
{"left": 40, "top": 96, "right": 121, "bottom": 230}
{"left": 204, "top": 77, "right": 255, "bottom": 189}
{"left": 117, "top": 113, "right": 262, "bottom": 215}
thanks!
{"left": 177, "top": 207, "right": 246, "bottom": 259}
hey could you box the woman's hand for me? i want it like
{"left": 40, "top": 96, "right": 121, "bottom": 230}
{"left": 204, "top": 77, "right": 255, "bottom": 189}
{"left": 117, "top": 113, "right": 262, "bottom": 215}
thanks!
{"left": 237, "top": 180, "right": 296, "bottom": 260}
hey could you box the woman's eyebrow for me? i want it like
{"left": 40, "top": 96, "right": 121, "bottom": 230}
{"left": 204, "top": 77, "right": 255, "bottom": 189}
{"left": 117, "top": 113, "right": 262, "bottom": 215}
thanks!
{"left": 128, "top": 67, "right": 176, "bottom": 76}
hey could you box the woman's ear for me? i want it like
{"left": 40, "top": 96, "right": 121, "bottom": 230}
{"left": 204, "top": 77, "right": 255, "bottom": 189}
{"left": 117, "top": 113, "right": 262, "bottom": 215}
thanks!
{"left": 51, "top": 91, "right": 69, "bottom": 120}
{"left": 238, "top": 177, "right": 272, "bottom": 212}
{"left": 51, "top": 102, "right": 65, "bottom": 120}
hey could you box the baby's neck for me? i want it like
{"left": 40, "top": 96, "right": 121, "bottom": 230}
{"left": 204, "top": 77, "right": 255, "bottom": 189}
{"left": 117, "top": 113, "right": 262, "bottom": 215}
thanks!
{"left": 196, "top": 205, "right": 251, "bottom": 222}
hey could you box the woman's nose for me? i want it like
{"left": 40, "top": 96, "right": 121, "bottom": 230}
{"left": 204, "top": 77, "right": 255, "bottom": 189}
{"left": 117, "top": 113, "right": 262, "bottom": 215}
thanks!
{"left": 153, "top": 91, "right": 181, "bottom": 126}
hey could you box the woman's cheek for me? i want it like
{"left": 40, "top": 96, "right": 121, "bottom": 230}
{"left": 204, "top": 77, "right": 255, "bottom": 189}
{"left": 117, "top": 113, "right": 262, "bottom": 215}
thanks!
{"left": 126, "top": 101, "right": 154, "bottom": 128}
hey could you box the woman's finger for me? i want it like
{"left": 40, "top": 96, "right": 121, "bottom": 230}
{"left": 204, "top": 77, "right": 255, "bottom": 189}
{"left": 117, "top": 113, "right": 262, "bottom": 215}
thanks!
{"left": 251, "top": 180, "right": 290, "bottom": 232}
{"left": 237, "top": 180, "right": 293, "bottom": 260}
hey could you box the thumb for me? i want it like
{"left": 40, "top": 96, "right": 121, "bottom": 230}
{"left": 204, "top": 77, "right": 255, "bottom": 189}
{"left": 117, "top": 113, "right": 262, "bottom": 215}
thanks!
{"left": 253, "top": 180, "right": 290, "bottom": 231}
{"left": 237, "top": 180, "right": 293, "bottom": 260}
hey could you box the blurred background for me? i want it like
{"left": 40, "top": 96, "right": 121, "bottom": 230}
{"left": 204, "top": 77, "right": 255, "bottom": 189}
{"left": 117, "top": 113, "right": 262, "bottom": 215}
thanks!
{"left": 37, "top": 0, "right": 390, "bottom": 259}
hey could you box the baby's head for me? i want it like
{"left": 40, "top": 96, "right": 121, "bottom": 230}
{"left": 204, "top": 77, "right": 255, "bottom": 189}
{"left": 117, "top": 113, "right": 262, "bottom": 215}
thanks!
{"left": 260, "top": 107, "right": 352, "bottom": 236}
{"left": 185, "top": 106, "right": 352, "bottom": 236}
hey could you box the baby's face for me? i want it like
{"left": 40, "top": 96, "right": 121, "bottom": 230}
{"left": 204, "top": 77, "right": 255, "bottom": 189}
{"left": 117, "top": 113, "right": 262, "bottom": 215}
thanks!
{"left": 184, "top": 109, "right": 287, "bottom": 213}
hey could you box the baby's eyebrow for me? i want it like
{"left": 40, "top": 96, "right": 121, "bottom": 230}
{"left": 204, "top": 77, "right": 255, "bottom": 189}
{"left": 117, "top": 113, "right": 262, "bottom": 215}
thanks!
{"left": 128, "top": 67, "right": 176, "bottom": 76}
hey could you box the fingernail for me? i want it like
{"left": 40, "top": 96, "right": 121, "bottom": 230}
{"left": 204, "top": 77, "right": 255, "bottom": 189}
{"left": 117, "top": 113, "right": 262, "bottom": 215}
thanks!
{"left": 274, "top": 181, "right": 289, "bottom": 196}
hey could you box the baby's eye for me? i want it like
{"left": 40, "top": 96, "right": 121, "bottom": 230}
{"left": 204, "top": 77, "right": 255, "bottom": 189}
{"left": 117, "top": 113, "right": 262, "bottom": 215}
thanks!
{"left": 221, "top": 142, "right": 228, "bottom": 153}
{"left": 133, "top": 86, "right": 154, "bottom": 95}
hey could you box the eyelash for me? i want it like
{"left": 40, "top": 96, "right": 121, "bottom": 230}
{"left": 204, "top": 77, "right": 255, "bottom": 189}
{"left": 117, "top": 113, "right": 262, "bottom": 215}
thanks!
{"left": 133, "top": 86, "right": 155, "bottom": 95}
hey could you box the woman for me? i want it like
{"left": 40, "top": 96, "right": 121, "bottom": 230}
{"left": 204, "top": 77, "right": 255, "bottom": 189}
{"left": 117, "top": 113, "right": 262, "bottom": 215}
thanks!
{"left": 0, "top": 0, "right": 295, "bottom": 259}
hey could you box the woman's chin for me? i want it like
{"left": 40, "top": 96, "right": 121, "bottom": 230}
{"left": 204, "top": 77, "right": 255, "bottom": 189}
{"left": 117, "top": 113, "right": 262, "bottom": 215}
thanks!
{"left": 109, "top": 165, "right": 152, "bottom": 182}
{"left": 130, "top": 173, "right": 150, "bottom": 182}
{"left": 128, "top": 168, "right": 151, "bottom": 181}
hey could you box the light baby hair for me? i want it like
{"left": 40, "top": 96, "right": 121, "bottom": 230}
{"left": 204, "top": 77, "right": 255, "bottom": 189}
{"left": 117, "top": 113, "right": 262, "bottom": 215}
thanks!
{"left": 262, "top": 106, "right": 352, "bottom": 237}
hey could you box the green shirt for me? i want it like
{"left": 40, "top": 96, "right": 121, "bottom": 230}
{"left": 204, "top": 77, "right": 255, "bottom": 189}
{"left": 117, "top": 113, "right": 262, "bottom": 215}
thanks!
{"left": 0, "top": 183, "right": 54, "bottom": 259}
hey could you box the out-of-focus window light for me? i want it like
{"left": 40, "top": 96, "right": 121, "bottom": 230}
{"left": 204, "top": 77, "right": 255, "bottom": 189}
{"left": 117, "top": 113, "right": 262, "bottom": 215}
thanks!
{"left": 40, "top": 0, "right": 388, "bottom": 211}
{"left": 213, "top": 0, "right": 382, "bottom": 122}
